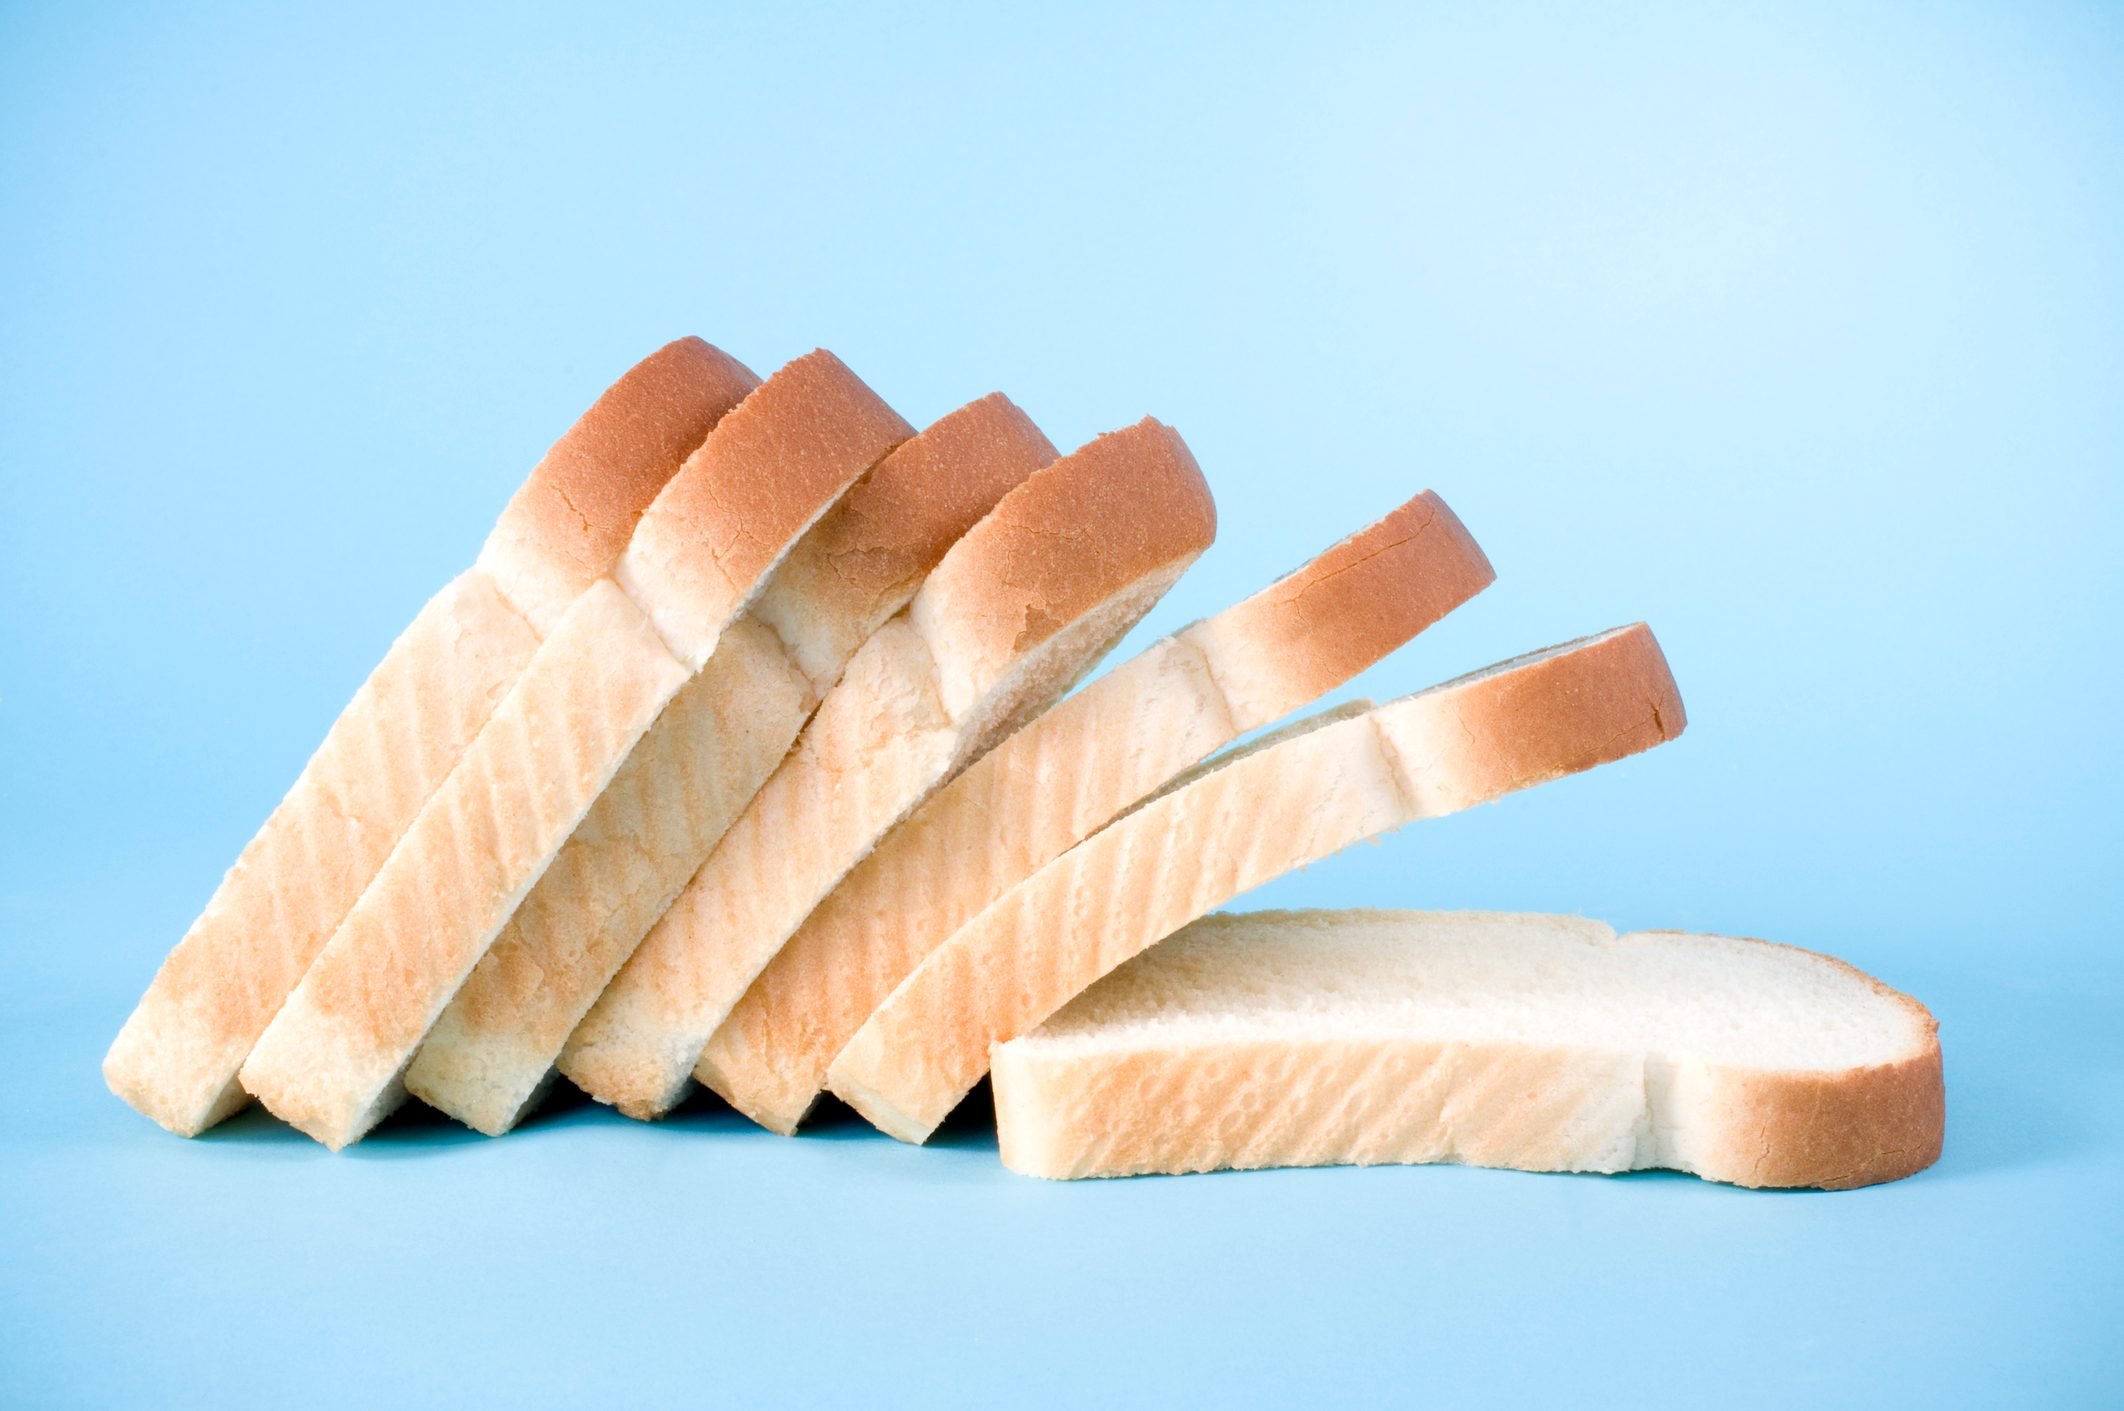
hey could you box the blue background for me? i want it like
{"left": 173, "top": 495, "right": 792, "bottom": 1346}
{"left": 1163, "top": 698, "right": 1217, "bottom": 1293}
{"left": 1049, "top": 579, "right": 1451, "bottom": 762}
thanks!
{"left": 4, "top": 2, "right": 2119, "bottom": 1406}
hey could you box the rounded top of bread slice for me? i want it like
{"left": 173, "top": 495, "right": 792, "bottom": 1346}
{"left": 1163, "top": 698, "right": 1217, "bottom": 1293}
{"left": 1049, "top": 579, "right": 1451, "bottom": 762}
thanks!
{"left": 618, "top": 349, "right": 915, "bottom": 663}
{"left": 1180, "top": 491, "right": 1496, "bottom": 727}
{"left": 480, "top": 336, "right": 762, "bottom": 631}
{"left": 1378, "top": 623, "right": 1686, "bottom": 815}
{"left": 1021, "top": 909, "right": 1938, "bottom": 1075}
{"left": 911, "top": 416, "right": 1218, "bottom": 731}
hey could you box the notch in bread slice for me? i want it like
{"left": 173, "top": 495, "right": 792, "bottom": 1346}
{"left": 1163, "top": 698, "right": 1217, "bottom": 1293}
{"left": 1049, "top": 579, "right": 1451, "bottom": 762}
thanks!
{"left": 104, "top": 337, "right": 758, "bottom": 1138}
{"left": 558, "top": 418, "right": 1220, "bottom": 1120}
{"left": 237, "top": 351, "right": 910, "bottom": 1148}
{"left": 992, "top": 910, "right": 1945, "bottom": 1189}
{"left": 698, "top": 491, "right": 1497, "bottom": 1134}
{"left": 827, "top": 624, "right": 1687, "bottom": 1144}
{"left": 403, "top": 394, "right": 1058, "bottom": 1135}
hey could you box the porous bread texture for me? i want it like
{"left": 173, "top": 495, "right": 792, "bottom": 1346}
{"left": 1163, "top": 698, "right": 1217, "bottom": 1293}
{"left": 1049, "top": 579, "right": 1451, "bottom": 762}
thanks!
{"left": 992, "top": 910, "right": 1945, "bottom": 1189}
{"left": 404, "top": 395, "right": 1057, "bottom": 1135}
{"left": 103, "top": 338, "right": 756, "bottom": 1137}
{"left": 698, "top": 492, "right": 1496, "bottom": 1134}
{"left": 557, "top": 418, "right": 1219, "bottom": 1120}
{"left": 826, "top": 624, "right": 1687, "bottom": 1144}
{"left": 241, "top": 582, "right": 687, "bottom": 1146}
{"left": 238, "top": 351, "right": 908, "bottom": 1148}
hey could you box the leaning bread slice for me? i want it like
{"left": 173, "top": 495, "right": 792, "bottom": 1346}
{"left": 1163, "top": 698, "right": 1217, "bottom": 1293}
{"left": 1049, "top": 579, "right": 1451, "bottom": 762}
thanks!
{"left": 992, "top": 909, "right": 1945, "bottom": 1189}
{"left": 559, "top": 419, "right": 1219, "bottom": 1120}
{"left": 238, "top": 350, "right": 909, "bottom": 1148}
{"left": 103, "top": 337, "right": 756, "bottom": 1137}
{"left": 828, "top": 624, "right": 1687, "bottom": 1143}
{"left": 699, "top": 492, "right": 1496, "bottom": 1133}
{"left": 404, "top": 394, "right": 1056, "bottom": 1135}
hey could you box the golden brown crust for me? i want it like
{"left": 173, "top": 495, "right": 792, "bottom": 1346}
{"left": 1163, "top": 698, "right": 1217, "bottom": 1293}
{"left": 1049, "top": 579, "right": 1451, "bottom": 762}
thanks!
{"left": 1376, "top": 623, "right": 1686, "bottom": 815}
{"left": 1705, "top": 1048, "right": 1944, "bottom": 1189}
{"left": 914, "top": 418, "right": 1217, "bottom": 719}
{"left": 1183, "top": 492, "right": 1495, "bottom": 727}
{"left": 754, "top": 393, "right": 1059, "bottom": 688}
{"left": 620, "top": 350, "right": 914, "bottom": 662}
{"left": 483, "top": 338, "right": 761, "bottom": 630}
{"left": 1624, "top": 932, "right": 1946, "bottom": 1190}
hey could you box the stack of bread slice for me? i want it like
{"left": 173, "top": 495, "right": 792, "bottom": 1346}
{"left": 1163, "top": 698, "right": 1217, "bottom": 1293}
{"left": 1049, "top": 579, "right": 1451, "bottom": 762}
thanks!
{"left": 106, "top": 337, "right": 1945, "bottom": 1190}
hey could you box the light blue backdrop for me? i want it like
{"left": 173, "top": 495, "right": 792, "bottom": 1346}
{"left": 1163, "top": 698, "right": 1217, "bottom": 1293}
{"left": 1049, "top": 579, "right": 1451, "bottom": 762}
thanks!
{"left": 4, "top": 2, "right": 2118, "bottom": 1406}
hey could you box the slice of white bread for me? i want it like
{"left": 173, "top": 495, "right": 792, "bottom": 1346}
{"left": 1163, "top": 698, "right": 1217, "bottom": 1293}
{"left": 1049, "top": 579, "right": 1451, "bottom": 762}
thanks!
{"left": 992, "top": 910, "right": 1945, "bottom": 1189}
{"left": 238, "top": 351, "right": 910, "bottom": 1148}
{"left": 559, "top": 419, "right": 1220, "bottom": 1120}
{"left": 403, "top": 395, "right": 1058, "bottom": 1135}
{"left": 698, "top": 493, "right": 1498, "bottom": 1134}
{"left": 828, "top": 624, "right": 1687, "bottom": 1143}
{"left": 103, "top": 337, "right": 757, "bottom": 1137}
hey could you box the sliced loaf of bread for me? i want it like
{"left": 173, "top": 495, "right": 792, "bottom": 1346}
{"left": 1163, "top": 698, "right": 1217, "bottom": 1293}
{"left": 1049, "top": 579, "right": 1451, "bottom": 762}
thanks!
{"left": 559, "top": 419, "right": 1219, "bottom": 1120}
{"left": 828, "top": 624, "right": 1687, "bottom": 1143}
{"left": 698, "top": 492, "right": 1496, "bottom": 1134}
{"left": 992, "top": 909, "right": 1945, "bottom": 1189}
{"left": 104, "top": 337, "right": 756, "bottom": 1136}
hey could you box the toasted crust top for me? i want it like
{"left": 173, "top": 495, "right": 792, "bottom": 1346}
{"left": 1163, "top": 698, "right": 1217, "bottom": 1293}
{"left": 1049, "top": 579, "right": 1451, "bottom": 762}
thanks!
{"left": 1376, "top": 623, "right": 1686, "bottom": 816}
{"left": 483, "top": 337, "right": 760, "bottom": 626}
{"left": 619, "top": 349, "right": 914, "bottom": 663}
{"left": 1182, "top": 491, "right": 1495, "bottom": 728}
{"left": 754, "top": 393, "right": 1059, "bottom": 688}
{"left": 912, "top": 417, "right": 1218, "bottom": 716}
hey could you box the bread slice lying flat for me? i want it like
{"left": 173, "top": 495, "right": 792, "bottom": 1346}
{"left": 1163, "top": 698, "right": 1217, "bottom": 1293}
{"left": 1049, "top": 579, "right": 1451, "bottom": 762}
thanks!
{"left": 828, "top": 624, "right": 1687, "bottom": 1143}
{"left": 403, "top": 395, "right": 1056, "bottom": 1135}
{"left": 103, "top": 337, "right": 756, "bottom": 1137}
{"left": 239, "top": 351, "right": 908, "bottom": 1148}
{"left": 698, "top": 492, "right": 1497, "bottom": 1134}
{"left": 992, "top": 910, "right": 1945, "bottom": 1189}
{"left": 559, "top": 419, "right": 1220, "bottom": 1120}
